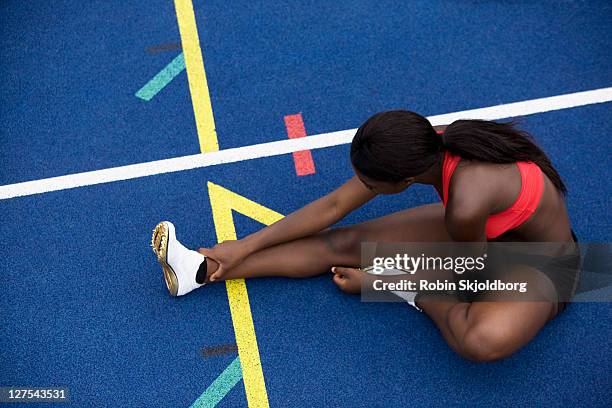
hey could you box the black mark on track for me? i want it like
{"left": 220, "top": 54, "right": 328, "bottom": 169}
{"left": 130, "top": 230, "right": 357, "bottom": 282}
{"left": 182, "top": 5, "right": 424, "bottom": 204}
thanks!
{"left": 200, "top": 343, "right": 238, "bottom": 357}
{"left": 147, "top": 42, "right": 182, "bottom": 54}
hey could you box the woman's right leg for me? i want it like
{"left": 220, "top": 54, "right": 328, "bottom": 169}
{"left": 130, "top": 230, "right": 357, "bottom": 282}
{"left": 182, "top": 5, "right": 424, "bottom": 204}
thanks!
{"left": 199, "top": 202, "right": 452, "bottom": 281}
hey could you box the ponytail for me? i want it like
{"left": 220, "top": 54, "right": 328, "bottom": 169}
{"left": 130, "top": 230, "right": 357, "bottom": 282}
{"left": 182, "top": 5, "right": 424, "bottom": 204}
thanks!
{"left": 351, "top": 111, "right": 567, "bottom": 195}
{"left": 442, "top": 119, "right": 567, "bottom": 194}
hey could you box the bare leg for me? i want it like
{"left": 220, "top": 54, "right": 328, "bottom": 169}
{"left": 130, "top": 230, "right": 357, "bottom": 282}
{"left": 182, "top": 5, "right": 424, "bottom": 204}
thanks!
{"left": 199, "top": 202, "right": 557, "bottom": 362}
{"left": 417, "top": 263, "right": 558, "bottom": 361}
{"left": 201, "top": 203, "right": 452, "bottom": 281}
{"left": 420, "top": 297, "right": 555, "bottom": 361}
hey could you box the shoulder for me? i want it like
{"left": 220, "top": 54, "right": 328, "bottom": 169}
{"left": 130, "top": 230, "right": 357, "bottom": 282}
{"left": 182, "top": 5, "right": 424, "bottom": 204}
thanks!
{"left": 445, "top": 161, "right": 498, "bottom": 240}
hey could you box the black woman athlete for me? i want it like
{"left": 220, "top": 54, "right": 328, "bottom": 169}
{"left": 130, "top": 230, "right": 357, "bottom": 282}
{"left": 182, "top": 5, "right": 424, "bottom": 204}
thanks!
{"left": 152, "top": 110, "right": 579, "bottom": 362}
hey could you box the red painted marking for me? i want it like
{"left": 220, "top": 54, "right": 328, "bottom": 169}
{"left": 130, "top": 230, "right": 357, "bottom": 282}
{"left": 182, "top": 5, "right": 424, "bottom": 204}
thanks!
{"left": 284, "top": 113, "right": 316, "bottom": 176}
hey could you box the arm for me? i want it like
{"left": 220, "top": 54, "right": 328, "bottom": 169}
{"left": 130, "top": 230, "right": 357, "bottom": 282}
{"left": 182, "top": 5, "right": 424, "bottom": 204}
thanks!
{"left": 201, "top": 175, "right": 376, "bottom": 277}
{"left": 445, "top": 204, "right": 488, "bottom": 242}
{"left": 242, "top": 175, "right": 376, "bottom": 253}
{"left": 444, "top": 164, "right": 497, "bottom": 242}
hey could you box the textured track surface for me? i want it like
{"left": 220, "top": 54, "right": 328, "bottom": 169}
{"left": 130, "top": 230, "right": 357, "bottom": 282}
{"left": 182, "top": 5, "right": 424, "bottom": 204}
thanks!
{"left": 1, "top": 1, "right": 611, "bottom": 406}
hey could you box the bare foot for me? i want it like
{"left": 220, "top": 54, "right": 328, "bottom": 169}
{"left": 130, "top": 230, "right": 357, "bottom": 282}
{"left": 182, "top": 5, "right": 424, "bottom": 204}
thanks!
{"left": 331, "top": 266, "right": 364, "bottom": 294}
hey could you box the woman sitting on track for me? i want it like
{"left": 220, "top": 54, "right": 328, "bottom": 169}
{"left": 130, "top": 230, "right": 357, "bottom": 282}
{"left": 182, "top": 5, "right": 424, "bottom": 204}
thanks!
{"left": 152, "top": 110, "right": 579, "bottom": 362}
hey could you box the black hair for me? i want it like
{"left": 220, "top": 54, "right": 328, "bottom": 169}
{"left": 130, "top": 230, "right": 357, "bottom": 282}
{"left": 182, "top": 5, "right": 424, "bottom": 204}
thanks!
{"left": 350, "top": 110, "right": 566, "bottom": 194}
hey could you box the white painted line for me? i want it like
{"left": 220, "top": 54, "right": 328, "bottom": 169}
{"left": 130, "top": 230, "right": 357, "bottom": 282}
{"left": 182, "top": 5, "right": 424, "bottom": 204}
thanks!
{"left": 1, "top": 86, "right": 611, "bottom": 201}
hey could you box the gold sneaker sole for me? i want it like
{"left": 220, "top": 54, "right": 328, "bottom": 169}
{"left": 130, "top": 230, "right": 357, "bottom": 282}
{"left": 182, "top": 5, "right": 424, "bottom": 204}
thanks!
{"left": 151, "top": 221, "right": 179, "bottom": 296}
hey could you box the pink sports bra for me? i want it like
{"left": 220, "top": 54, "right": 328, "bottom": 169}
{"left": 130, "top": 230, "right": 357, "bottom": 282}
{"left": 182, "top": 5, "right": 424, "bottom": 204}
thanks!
{"left": 440, "top": 151, "right": 545, "bottom": 239}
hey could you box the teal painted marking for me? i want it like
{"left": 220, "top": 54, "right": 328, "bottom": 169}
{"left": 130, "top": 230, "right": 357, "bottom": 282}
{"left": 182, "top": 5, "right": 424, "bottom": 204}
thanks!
{"left": 135, "top": 53, "right": 185, "bottom": 101}
{"left": 190, "top": 357, "right": 243, "bottom": 408}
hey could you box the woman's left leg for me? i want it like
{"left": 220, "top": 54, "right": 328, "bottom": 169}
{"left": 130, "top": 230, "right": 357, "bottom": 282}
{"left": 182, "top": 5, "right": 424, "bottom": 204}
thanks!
{"left": 333, "top": 263, "right": 558, "bottom": 362}
{"left": 417, "top": 265, "right": 559, "bottom": 362}
{"left": 419, "top": 298, "right": 555, "bottom": 362}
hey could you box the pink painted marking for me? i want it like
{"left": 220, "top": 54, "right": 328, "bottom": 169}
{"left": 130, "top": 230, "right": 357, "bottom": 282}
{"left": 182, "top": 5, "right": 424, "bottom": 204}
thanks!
{"left": 284, "top": 113, "right": 316, "bottom": 176}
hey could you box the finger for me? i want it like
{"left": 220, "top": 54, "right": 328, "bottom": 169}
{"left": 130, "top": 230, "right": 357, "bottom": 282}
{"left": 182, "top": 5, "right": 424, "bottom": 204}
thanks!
{"left": 209, "top": 266, "right": 225, "bottom": 282}
{"left": 197, "top": 247, "right": 214, "bottom": 258}
{"left": 332, "top": 273, "right": 344, "bottom": 286}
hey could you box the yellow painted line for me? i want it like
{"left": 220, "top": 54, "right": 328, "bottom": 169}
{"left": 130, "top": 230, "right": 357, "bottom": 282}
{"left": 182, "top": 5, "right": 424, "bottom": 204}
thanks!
{"left": 174, "top": 0, "right": 219, "bottom": 152}
{"left": 208, "top": 182, "right": 283, "bottom": 408}
{"left": 175, "top": 3, "right": 271, "bottom": 405}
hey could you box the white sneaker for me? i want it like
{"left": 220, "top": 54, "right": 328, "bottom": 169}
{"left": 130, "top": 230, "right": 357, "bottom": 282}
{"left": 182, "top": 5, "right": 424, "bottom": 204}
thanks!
{"left": 151, "top": 221, "right": 207, "bottom": 296}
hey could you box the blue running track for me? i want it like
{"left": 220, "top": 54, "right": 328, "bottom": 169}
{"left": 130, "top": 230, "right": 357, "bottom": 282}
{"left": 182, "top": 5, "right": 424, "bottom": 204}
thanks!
{"left": 1, "top": 1, "right": 611, "bottom": 406}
